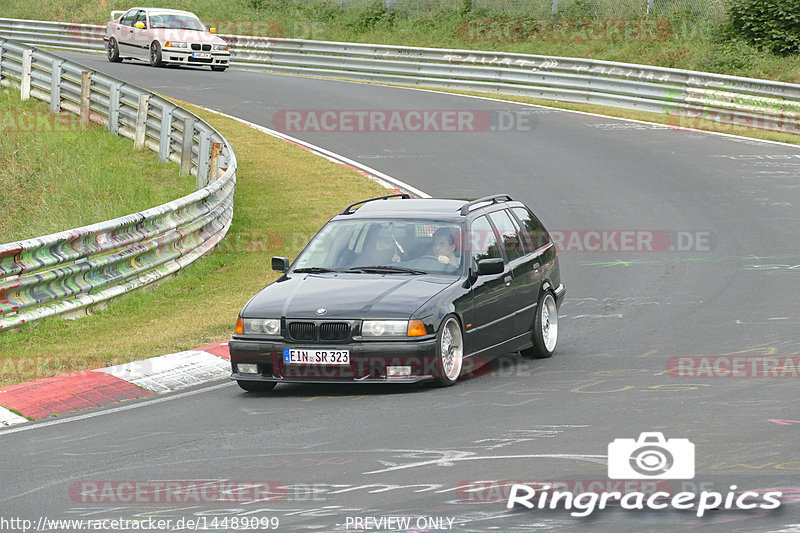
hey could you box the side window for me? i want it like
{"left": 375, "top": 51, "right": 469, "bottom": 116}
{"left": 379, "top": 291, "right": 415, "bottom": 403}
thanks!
{"left": 487, "top": 209, "right": 526, "bottom": 261}
{"left": 469, "top": 216, "right": 501, "bottom": 269}
{"left": 120, "top": 9, "right": 137, "bottom": 26}
{"left": 134, "top": 10, "right": 148, "bottom": 28}
{"left": 512, "top": 207, "right": 550, "bottom": 251}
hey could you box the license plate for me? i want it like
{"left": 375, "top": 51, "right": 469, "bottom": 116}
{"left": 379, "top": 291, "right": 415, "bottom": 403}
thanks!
{"left": 192, "top": 52, "right": 212, "bottom": 59}
{"left": 284, "top": 348, "right": 350, "bottom": 365}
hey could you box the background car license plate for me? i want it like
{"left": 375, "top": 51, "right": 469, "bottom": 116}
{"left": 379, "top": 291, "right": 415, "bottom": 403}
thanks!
{"left": 284, "top": 348, "right": 350, "bottom": 365}
{"left": 192, "top": 52, "right": 212, "bottom": 59}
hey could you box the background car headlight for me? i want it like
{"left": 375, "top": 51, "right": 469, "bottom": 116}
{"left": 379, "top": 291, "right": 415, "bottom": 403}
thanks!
{"left": 362, "top": 320, "right": 408, "bottom": 337}
{"left": 243, "top": 318, "right": 281, "bottom": 335}
{"left": 212, "top": 44, "right": 228, "bottom": 51}
{"left": 165, "top": 41, "right": 188, "bottom": 48}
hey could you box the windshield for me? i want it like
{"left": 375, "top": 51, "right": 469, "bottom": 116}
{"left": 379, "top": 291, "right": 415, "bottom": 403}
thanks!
{"left": 292, "top": 219, "right": 464, "bottom": 275}
{"left": 150, "top": 14, "right": 207, "bottom": 31}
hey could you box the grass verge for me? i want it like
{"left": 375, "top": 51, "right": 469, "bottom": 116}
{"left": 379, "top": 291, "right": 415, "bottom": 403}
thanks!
{"left": 0, "top": 97, "right": 387, "bottom": 386}
{"left": 0, "top": 88, "right": 193, "bottom": 242}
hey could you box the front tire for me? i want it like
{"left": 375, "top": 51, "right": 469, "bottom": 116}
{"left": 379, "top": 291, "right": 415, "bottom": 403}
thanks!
{"left": 433, "top": 315, "right": 463, "bottom": 386}
{"left": 521, "top": 292, "right": 558, "bottom": 359}
{"left": 236, "top": 380, "right": 277, "bottom": 392}
{"left": 107, "top": 38, "right": 122, "bottom": 63}
{"left": 149, "top": 41, "right": 164, "bottom": 67}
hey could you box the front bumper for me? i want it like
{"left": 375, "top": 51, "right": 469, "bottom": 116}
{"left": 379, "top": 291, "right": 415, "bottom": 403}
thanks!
{"left": 229, "top": 337, "right": 439, "bottom": 384}
{"left": 161, "top": 47, "right": 230, "bottom": 66}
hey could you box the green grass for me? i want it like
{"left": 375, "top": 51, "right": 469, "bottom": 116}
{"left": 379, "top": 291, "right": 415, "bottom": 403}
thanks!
{"left": 0, "top": 98, "right": 387, "bottom": 386}
{"left": 1, "top": 0, "right": 799, "bottom": 83}
{"left": 0, "top": 89, "right": 193, "bottom": 242}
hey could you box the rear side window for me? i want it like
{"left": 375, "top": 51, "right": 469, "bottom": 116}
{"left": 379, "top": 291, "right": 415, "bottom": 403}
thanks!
{"left": 512, "top": 207, "right": 550, "bottom": 251}
{"left": 487, "top": 209, "right": 526, "bottom": 261}
{"left": 120, "top": 10, "right": 137, "bottom": 26}
{"left": 469, "top": 216, "right": 501, "bottom": 269}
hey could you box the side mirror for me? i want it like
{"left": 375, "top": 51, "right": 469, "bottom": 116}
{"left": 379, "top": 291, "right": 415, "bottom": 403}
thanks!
{"left": 477, "top": 258, "right": 504, "bottom": 276}
{"left": 209, "top": 27, "right": 217, "bottom": 34}
{"left": 134, "top": 22, "right": 145, "bottom": 29}
{"left": 272, "top": 256, "right": 290, "bottom": 273}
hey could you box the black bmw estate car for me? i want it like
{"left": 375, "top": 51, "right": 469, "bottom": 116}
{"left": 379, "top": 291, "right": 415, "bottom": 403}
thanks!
{"left": 229, "top": 193, "right": 565, "bottom": 391}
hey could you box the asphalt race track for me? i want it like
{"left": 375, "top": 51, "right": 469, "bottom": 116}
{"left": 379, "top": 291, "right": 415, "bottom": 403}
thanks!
{"left": 1, "top": 53, "right": 799, "bottom": 532}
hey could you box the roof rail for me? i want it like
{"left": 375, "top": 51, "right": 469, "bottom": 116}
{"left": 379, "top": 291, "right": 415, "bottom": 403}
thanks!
{"left": 459, "top": 194, "right": 513, "bottom": 216}
{"left": 340, "top": 193, "right": 411, "bottom": 215}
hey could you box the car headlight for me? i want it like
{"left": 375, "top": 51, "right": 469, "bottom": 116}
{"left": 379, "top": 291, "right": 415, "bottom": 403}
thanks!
{"left": 362, "top": 320, "right": 409, "bottom": 337}
{"left": 212, "top": 44, "right": 228, "bottom": 51}
{"left": 242, "top": 318, "right": 281, "bottom": 335}
{"left": 165, "top": 41, "right": 188, "bottom": 48}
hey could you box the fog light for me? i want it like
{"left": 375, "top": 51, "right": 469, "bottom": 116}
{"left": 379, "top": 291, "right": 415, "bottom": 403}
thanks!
{"left": 387, "top": 366, "right": 411, "bottom": 378}
{"left": 238, "top": 363, "right": 259, "bottom": 374}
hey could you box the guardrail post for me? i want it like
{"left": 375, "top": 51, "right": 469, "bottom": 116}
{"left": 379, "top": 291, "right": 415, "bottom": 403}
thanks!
{"left": 0, "top": 40, "right": 5, "bottom": 80}
{"left": 50, "top": 59, "right": 65, "bottom": 113}
{"left": 134, "top": 93, "right": 150, "bottom": 149}
{"left": 209, "top": 142, "right": 222, "bottom": 181}
{"left": 158, "top": 104, "right": 174, "bottom": 163}
{"left": 551, "top": 0, "right": 558, "bottom": 15}
{"left": 108, "top": 82, "right": 120, "bottom": 134}
{"left": 20, "top": 49, "right": 32, "bottom": 101}
{"left": 80, "top": 71, "right": 91, "bottom": 126}
{"left": 197, "top": 131, "right": 211, "bottom": 189}
{"left": 647, "top": 0, "right": 654, "bottom": 15}
{"left": 180, "top": 117, "right": 195, "bottom": 177}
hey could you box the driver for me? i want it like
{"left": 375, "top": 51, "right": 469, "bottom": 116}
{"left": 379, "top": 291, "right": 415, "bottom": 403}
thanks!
{"left": 432, "top": 228, "right": 460, "bottom": 266}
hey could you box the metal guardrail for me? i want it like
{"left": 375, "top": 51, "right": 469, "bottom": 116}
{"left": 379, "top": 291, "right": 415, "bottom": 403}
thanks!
{"left": 0, "top": 16, "right": 798, "bottom": 134}
{"left": 0, "top": 37, "right": 236, "bottom": 331}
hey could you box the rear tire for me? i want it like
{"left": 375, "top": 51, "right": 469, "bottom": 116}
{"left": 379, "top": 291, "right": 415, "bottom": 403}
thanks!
{"left": 107, "top": 38, "right": 122, "bottom": 63}
{"left": 236, "top": 380, "right": 277, "bottom": 392}
{"left": 149, "top": 41, "right": 164, "bottom": 67}
{"left": 521, "top": 292, "right": 558, "bottom": 359}
{"left": 433, "top": 315, "right": 463, "bottom": 387}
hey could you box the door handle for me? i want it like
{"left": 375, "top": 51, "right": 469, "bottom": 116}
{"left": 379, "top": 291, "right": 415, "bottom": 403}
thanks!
{"left": 533, "top": 262, "right": 540, "bottom": 272}
{"left": 504, "top": 275, "right": 512, "bottom": 286}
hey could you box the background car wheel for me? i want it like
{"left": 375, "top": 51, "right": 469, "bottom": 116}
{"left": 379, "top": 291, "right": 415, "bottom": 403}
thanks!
{"left": 433, "top": 315, "right": 463, "bottom": 387}
{"left": 211, "top": 66, "right": 228, "bottom": 72}
{"left": 521, "top": 292, "right": 558, "bottom": 359}
{"left": 107, "top": 38, "right": 122, "bottom": 63}
{"left": 149, "top": 41, "right": 164, "bottom": 67}
{"left": 236, "top": 380, "right": 277, "bottom": 392}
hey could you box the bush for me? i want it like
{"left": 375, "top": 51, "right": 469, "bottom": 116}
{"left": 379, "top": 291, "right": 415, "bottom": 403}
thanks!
{"left": 726, "top": 0, "right": 800, "bottom": 55}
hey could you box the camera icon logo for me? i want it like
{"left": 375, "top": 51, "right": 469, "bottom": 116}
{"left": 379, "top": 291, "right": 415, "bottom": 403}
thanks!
{"left": 608, "top": 432, "right": 695, "bottom": 480}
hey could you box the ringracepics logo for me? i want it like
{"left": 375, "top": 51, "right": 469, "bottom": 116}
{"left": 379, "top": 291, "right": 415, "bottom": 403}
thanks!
{"left": 608, "top": 432, "right": 694, "bottom": 479}
{"left": 507, "top": 433, "right": 783, "bottom": 517}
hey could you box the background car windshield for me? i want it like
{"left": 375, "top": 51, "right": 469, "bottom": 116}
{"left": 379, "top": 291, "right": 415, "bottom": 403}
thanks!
{"left": 150, "top": 14, "right": 206, "bottom": 31}
{"left": 293, "top": 219, "right": 463, "bottom": 274}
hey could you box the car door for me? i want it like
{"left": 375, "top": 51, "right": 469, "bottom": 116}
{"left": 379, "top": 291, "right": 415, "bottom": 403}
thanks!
{"left": 130, "top": 9, "right": 150, "bottom": 60}
{"left": 511, "top": 206, "right": 556, "bottom": 330}
{"left": 490, "top": 208, "right": 540, "bottom": 336}
{"left": 465, "top": 214, "right": 515, "bottom": 354}
{"left": 115, "top": 9, "right": 138, "bottom": 56}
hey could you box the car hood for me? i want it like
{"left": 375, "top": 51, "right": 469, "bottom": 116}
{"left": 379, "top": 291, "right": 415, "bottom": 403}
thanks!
{"left": 243, "top": 273, "right": 457, "bottom": 320}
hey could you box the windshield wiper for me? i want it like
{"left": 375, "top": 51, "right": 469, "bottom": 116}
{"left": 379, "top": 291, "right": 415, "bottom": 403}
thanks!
{"left": 292, "top": 267, "right": 340, "bottom": 274}
{"left": 347, "top": 265, "right": 427, "bottom": 275}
